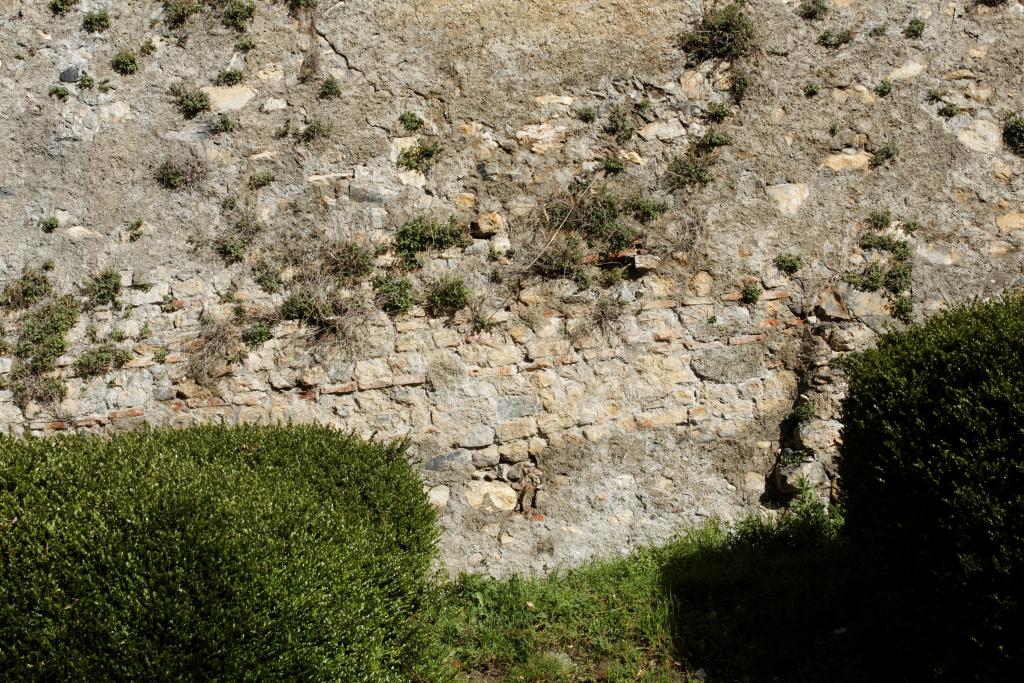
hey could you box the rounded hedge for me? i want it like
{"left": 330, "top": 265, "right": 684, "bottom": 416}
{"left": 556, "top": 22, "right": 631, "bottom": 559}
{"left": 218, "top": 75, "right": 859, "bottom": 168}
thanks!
{"left": 838, "top": 294, "right": 1024, "bottom": 679}
{"left": 0, "top": 425, "right": 444, "bottom": 681}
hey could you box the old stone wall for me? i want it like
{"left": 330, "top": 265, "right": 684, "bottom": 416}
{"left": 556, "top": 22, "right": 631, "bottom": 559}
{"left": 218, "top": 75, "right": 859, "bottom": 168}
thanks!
{"left": 1, "top": 0, "right": 1023, "bottom": 575}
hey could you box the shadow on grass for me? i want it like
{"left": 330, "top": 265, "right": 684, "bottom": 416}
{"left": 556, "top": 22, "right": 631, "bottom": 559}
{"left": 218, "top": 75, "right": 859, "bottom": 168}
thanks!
{"left": 661, "top": 495, "right": 875, "bottom": 683}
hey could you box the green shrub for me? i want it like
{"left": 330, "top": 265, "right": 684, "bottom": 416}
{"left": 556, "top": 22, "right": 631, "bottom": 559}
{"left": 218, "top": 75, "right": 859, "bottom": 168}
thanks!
{"left": 394, "top": 217, "right": 469, "bottom": 265}
{"left": 83, "top": 267, "right": 121, "bottom": 309}
{"left": 82, "top": 9, "right": 110, "bottom": 32}
{"left": 870, "top": 142, "right": 898, "bottom": 168}
{"left": 705, "top": 101, "right": 731, "bottom": 121}
{"left": 666, "top": 153, "right": 713, "bottom": 190}
{"left": 156, "top": 157, "right": 206, "bottom": 190}
{"left": 803, "top": 82, "right": 819, "bottom": 98}
{"left": 399, "top": 111, "right": 424, "bottom": 131}
{"left": 397, "top": 140, "right": 441, "bottom": 172}
{"left": 234, "top": 34, "right": 256, "bottom": 51}
{"left": 838, "top": 295, "right": 1024, "bottom": 679}
{"left": 14, "top": 295, "right": 80, "bottom": 374}
{"left": 797, "top": 0, "right": 829, "bottom": 20}
{"left": 903, "top": 18, "right": 925, "bottom": 39}
{"left": 574, "top": 107, "right": 596, "bottom": 123}
{"left": 73, "top": 343, "right": 132, "bottom": 377}
{"left": 605, "top": 105, "right": 635, "bottom": 143}
{"left": 171, "top": 83, "right": 211, "bottom": 118}
{"left": 214, "top": 68, "right": 243, "bottom": 86}
{"left": 212, "top": 112, "right": 237, "bottom": 134}
{"left": 0, "top": 425, "right": 443, "bottom": 681}
{"left": 680, "top": 2, "right": 756, "bottom": 62}
{"left": 219, "top": 0, "right": 255, "bottom": 31}
{"left": 374, "top": 275, "right": 414, "bottom": 314}
{"left": 247, "top": 170, "right": 274, "bottom": 188}
{"left": 740, "top": 281, "right": 761, "bottom": 304}
{"left": 299, "top": 117, "right": 332, "bottom": 142}
{"left": 774, "top": 253, "right": 803, "bottom": 275}
{"left": 40, "top": 216, "right": 59, "bottom": 233}
{"left": 1004, "top": 115, "right": 1024, "bottom": 156}
{"left": 533, "top": 235, "right": 587, "bottom": 282}
{"left": 873, "top": 79, "right": 893, "bottom": 97}
{"left": 50, "top": 0, "right": 77, "bottom": 15}
{"left": 49, "top": 85, "right": 70, "bottom": 101}
{"left": 241, "top": 321, "right": 272, "bottom": 347}
{"left": 111, "top": 50, "right": 138, "bottom": 75}
{"left": 324, "top": 240, "right": 375, "bottom": 283}
{"left": 601, "top": 156, "right": 625, "bottom": 175}
{"left": 1, "top": 266, "right": 53, "bottom": 310}
{"left": 163, "top": 0, "right": 201, "bottom": 27}
{"left": 817, "top": 28, "right": 853, "bottom": 49}
{"left": 938, "top": 102, "right": 960, "bottom": 118}
{"left": 424, "top": 275, "right": 471, "bottom": 317}
{"left": 319, "top": 75, "right": 342, "bottom": 99}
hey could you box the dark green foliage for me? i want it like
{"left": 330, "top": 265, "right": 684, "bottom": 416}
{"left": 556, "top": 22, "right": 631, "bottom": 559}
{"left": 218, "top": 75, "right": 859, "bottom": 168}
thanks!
{"left": 891, "top": 294, "right": 913, "bottom": 321}
{"left": 605, "top": 105, "right": 635, "bottom": 143}
{"left": 299, "top": 117, "right": 332, "bottom": 142}
{"left": 938, "top": 102, "right": 960, "bottom": 118}
{"left": 740, "top": 281, "right": 761, "bottom": 304}
{"left": 156, "top": 157, "right": 205, "bottom": 190}
{"left": 234, "top": 34, "right": 257, "bottom": 52}
{"left": 41, "top": 216, "right": 59, "bottom": 233}
{"left": 399, "top": 111, "right": 424, "bottom": 131}
{"left": 797, "top": 0, "right": 829, "bottom": 20}
{"left": 84, "top": 267, "right": 121, "bottom": 309}
{"left": 860, "top": 233, "right": 911, "bottom": 261}
{"left": 424, "top": 275, "right": 471, "bottom": 317}
{"left": 838, "top": 295, "right": 1024, "bottom": 679}
{"left": 74, "top": 344, "right": 132, "bottom": 378}
{"left": 215, "top": 213, "right": 263, "bottom": 264}
{"left": 873, "top": 79, "right": 893, "bottom": 97}
{"left": 13, "top": 295, "right": 80, "bottom": 375}
{"left": 319, "top": 75, "right": 342, "bottom": 99}
{"left": 601, "top": 156, "right": 625, "bottom": 175}
{"left": 680, "top": 2, "right": 756, "bottom": 62}
{"left": 49, "top": 86, "right": 69, "bottom": 101}
{"left": 247, "top": 170, "right": 274, "bottom": 188}
{"left": 870, "top": 142, "right": 898, "bottom": 168}
{"left": 374, "top": 275, "right": 414, "bottom": 315}
{"left": 803, "top": 82, "right": 819, "bottom": 98}
{"left": 868, "top": 24, "right": 887, "bottom": 37}
{"left": 324, "top": 240, "right": 374, "bottom": 283}
{"left": 241, "top": 321, "right": 272, "bottom": 347}
{"left": 666, "top": 153, "right": 713, "bottom": 189}
{"left": 111, "top": 50, "right": 138, "bottom": 75}
{"left": 394, "top": 217, "right": 470, "bottom": 265}
{"left": 82, "top": 9, "right": 110, "bottom": 32}
{"left": 692, "top": 129, "right": 731, "bottom": 154}
{"left": 903, "top": 18, "right": 925, "bottom": 39}
{"left": 574, "top": 107, "right": 596, "bottom": 123}
{"left": 219, "top": 0, "right": 255, "bottom": 31}
{"left": 1, "top": 267, "right": 53, "bottom": 310}
{"left": 533, "top": 235, "right": 586, "bottom": 282}
{"left": 78, "top": 73, "right": 95, "bottom": 89}
{"left": 397, "top": 140, "right": 441, "bottom": 172}
{"left": 0, "top": 425, "right": 443, "bottom": 681}
{"left": 773, "top": 253, "right": 803, "bottom": 275}
{"left": 705, "top": 101, "right": 730, "bottom": 122}
{"left": 624, "top": 197, "right": 668, "bottom": 222}
{"left": 50, "top": 0, "right": 77, "bottom": 15}
{"left": 867, "top": 209, "right": 891, "bottom": 230}
{"left": 140, "top": 39, "right": 157, "bottom": 56}
{"left": 171, "top": 83, "right": 211, "bottom": 118}
{"left": 843, "top": 262, "right": 885, "bottom": 291}
{"left": 214, "top": 68, "right": 243, "bottom": 85}
{"left": 163, "top": 1, "right": 201, "bottom": 27}
{"left": 212, "top": 112, "right": 237, "bottom": 133}
{"left": 544, "top": 186, "right": 641, "bottom": 254}
{"left": 729, "top": 70, "right": 751, "bottom": 104}
{"left": 883, "top": 260, "right": 912, "bottom": 294}
{"left": 1004, "top": 115, "right": 1024, "bottom": 156}
{"left": 817, "top": 28, "right": 853, "bottom": 49}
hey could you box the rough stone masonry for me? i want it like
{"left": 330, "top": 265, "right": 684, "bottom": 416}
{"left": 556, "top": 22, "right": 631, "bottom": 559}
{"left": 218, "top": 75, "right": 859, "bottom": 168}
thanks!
{"left": 1, "top": 1, "right": 1023, "bottom": 575}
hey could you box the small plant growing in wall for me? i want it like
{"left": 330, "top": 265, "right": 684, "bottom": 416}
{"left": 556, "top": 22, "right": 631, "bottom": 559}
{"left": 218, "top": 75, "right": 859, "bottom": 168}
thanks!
{"left": 40, "top": 216, "right": 59, "bottom": 233}
{"left": 680, "top": 2, "right": 756, "bottom": 62}
{"left": 773, "top": 253, "right": 803, "bottom": 275}
{"left": 903, "top": 18, "right": 925, "bottom": 39}
{"left": 399, "top": 111, "right": 423, "bottom": 131}
{"left": 797, "top": 0, "right": 829, "bottom": 20}
{"left": 111, "top": 50, "right": 138, "bottom": 75}
{"left": 1004, "top": 115, "right": 1024, "bottom": 156}
{"left": 171, "top": 83, "right": 211, "bottom": 118}
{"left": 374, "top": 275, "right": 414, "bottom": 315}
{"left": 397, "top": 140, "right": 442, "bottom": 173}
{"left": 49, "top": 0, "right": 77, "bottom": 16}
{"left": 319, "top": 76, "right": 342, "bottom": 100}
{"left": 423, "top": 275, "right": 470, "bottom": 317}
{"left": 741, "top": 281, "right": 761, "bottom": 305}
{"left": 82, "top": 9, "right": 110, "bottom": 33}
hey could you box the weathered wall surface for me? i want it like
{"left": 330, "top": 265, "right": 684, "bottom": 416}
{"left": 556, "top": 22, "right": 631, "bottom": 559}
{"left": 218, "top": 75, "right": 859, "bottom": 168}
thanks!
{"left": 1, "top": 1, "right": 1023, "bottom": 575}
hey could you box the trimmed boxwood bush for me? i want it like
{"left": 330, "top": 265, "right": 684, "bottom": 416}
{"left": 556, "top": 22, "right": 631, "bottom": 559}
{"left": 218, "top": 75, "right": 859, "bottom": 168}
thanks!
{"left": 838, "top": 294, "right": 1024, "bottom": 679}
{"left": 0, "top": 425, "right": 444, "bottom": 681}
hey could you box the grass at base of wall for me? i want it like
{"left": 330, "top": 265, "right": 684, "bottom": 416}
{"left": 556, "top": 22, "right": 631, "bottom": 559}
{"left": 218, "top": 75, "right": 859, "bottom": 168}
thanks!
{"left": 439, "top": 490, "right": 867, "bottom": 682}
